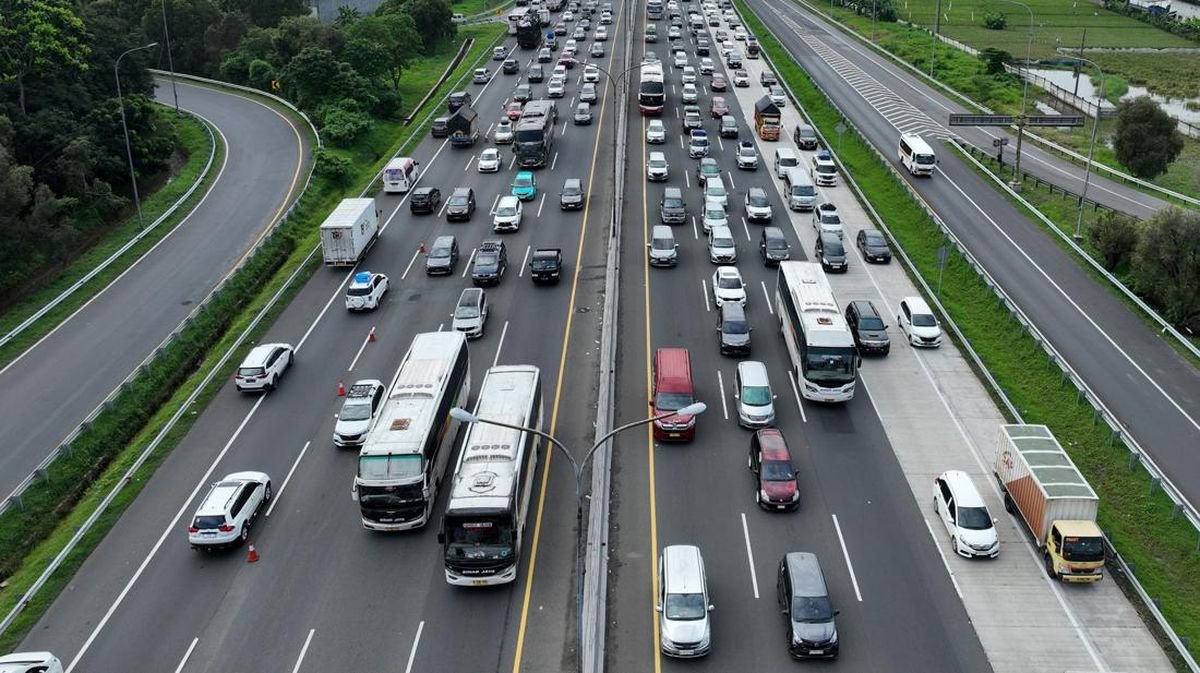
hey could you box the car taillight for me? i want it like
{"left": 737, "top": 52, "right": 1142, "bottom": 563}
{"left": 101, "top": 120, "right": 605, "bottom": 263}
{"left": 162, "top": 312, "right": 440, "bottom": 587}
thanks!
{"left": 218, "top": 524, "right": 235, "bottom": 532}
{"left": 187, "top": 526, "right": 199, "bottom": 533}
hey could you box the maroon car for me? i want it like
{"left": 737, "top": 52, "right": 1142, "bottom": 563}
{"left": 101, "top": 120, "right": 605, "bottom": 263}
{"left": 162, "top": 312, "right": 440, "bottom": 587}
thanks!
{"left": 505, "top": 101, "right": 524, "bottom": 121}
{"left": 749, "top": 429, "right": 799, "bottom": 511}
{"left": 710, "top": 74, "right": 728, "bottom": 91}
{"left": 710, "top": 96, "right": 730, "bottom": 118}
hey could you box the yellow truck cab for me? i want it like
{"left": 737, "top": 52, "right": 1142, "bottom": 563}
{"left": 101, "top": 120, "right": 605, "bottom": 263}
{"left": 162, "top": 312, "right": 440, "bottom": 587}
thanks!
{"left": 1045, "top": 520, "right": 1105, "bottom": 583}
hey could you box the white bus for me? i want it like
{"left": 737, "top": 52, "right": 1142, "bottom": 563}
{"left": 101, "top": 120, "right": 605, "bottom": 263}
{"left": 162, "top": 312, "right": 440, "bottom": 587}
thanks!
{"left": 353, "top": 332, "right": 471, "bottom": 530}
{"left": 898, "top": 133, "right": 936, "bottom": 177}
{"left": 382, "top": 156, "right": 419, "bottom": 193}
{"left": 775, "top": 262, "right": 859, "bottom": 402}
{"left": 508, "top": 6, "right": 533, "bottom": 34}
{"left": 440, "top": 365, "right": 543, "bottom": 586}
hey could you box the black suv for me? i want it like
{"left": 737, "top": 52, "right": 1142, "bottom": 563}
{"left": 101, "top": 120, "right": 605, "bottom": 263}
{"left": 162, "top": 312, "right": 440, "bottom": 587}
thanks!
{"left": 856, "top": 228, "right": 892, "bottom": 264}
{"left": 696, "top": 37, "right": 710, "bottom": 56}
{"left": 446, "top": 187, "right": 476, "bottom": 221}
{"left": 815, "top": 231, "right": 847, "bottom": 273}
{"left": 529, "top": 248, "right": 563, "bottom": 284}
{"left": 560, "top": 178, "right": 586, "bottom": 210}
{"left": 793, "top": 124, "right": 818, "bottom": 151}
{"left": 718, "top": 303, "right": 752, "bottom": 356}
{"left": 410, "top": 187, "right": 441, "bottom": 214}
{"left": 759, "top": 226, "right": 790, "bottom": 265}
{"left": 845, "top": 300, "right": 890, "bottom": 355}
{"left": 472, "top": 240, "right": 508, "bottom": 286}
{"left": 448, "top": 90, "right": 472, "bottom": 112}
{"left": 425, "top": 235, "right": 459, "bottom": 275}
{"left": 659, "top": 187, "right": 686, "bottom": 224}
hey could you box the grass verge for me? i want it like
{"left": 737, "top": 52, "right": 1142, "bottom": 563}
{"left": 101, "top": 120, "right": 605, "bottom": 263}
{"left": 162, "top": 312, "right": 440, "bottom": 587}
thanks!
{"left": 739, "top": 0, "right": 1200, "bottom": 664}
{"left": 0, "top": 23, "right": 505, "bottom": 653}
{"left": 0, "top": 110, "right": 218, "bottom": 369}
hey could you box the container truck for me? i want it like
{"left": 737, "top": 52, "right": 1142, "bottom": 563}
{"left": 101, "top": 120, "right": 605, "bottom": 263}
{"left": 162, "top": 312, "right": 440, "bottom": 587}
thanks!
{"left": 753, "top": 96, "right": 781, "bottom": 140}
{"left": 447, "top": 106, "right": 479, "bottom": 147}
{"left": 994, "top": 424, "right": 1105, "bottom": 583}
{"left": 320, "top": 198, "right": 380, "bottom": 266}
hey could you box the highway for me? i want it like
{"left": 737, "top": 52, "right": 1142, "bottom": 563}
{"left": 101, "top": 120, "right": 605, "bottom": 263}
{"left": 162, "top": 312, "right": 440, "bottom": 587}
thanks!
{"left": 19, "top": 6, "right": 630, "bottom": 673}
{"left": 0, "top": 79, "right": 310, "bottom": 502}
{"left": 606, "top": 8, "right": 992, "bottom": 671}
{"left": 743, "top": 0, "right": 1200, "bottom": 508}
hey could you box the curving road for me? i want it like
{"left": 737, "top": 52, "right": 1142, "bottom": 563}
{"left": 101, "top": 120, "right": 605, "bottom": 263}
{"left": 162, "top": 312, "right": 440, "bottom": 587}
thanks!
{"left": 0, "top": 79, "right": 310, "bottom": 502}
{"left": 744, "top": 0, "right": 1200, "bottom": 510}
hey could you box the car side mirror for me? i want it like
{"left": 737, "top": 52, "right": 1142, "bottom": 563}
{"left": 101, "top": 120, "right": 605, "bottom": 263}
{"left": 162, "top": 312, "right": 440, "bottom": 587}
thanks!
{"left": 773, "top": 394, "right": 778, "bottom": 399}
{"left": 781, "top": 608, "right": 789, "bottom": 615}
{"left": 655, "top": 604, "right": 663, "bottom": 612}
{"left": 707, "top": 604, "right": 715, "bottom": 612}
{"left": 674, "top": 244, "right": 679, "bottom": 249}
{"left": 834, "top": 609, "right": 841, "bottom": 616}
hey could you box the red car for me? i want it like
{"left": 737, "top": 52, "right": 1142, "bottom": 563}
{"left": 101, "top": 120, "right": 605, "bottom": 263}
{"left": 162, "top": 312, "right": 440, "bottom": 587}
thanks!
{"left": 710, "top": 96, "right": 729, "bottom": 118}
{"left": 749, "top": 429, "right": 799, "bottom": 511}
{"left": 710, "top": 74, "right": 728, "bottom": 91}
{"left": 505, "top": 101, "right": 524, "bottom": 121}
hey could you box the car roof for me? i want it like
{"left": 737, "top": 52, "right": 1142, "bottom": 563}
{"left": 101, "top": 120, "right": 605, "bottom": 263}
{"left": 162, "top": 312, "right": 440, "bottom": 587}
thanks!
{"left": 764, "top": 226, "right": 785, "bottom": 239}
{"left": 748, "top": 186, "right": 766, "bottom": 196}
{"left": 498, "top": 195, "right": 520, "bottom": 205}
{"left": 196, "top": 482, "right": 241, "bottom": 515}
{"left": 938, "top": 470, "right": 986, "bottom": 507}
{"left": 433, "top": 234, "right": 456, "bottom": 246}
{"left": 516, "top": 170, "right": 534, "bottom": 178}
{"left": 664, "top": 186, "right": 683, "bottom": 196}
{"left": 721, "top": 301, "right": 746, "bottom": 320}
{"left": 565, "top": 177, "right": 582, "bottom": 188}
{"left": 716, "top": 266, "right": 740, "bottom": 278}
{"left": 783, "top": 552, "right": 828, "bottom": 596}
{"left": 710, "top": 225, "right": 733, "bottom": 236}
{"left": 480, "top": 239, "right": 504, "bottom": 251}
{"left": 902, "top": 295, "right": 933, "bottom": 313}
{"left": 756, "top": 428, "right": 791, "bottom": 461}
{"left": 243, "top": 343, "right": 285, "bottom": 365}
{"left": 452, "top": 187, "right": 471, "bottom": 197}
{"left": 850, "top": 299, "right": 880, "bottom": 318}
{"left": 737, "top": 360, "right": 769, "bottom": 385}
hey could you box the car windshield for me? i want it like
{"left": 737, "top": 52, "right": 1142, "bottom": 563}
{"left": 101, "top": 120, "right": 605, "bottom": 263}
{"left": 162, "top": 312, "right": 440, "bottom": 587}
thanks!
{"left": 564, "top": 184, "right": 581, "bottom": 195}
{"left": 656, "top": 391, "right": 693, "bottom": 411}
{"left": 957, "top": 506, "right": 993, "bottom": 530}
{"left": 476, "top": 253, "right": 498, "bottom": 266}
{"left": 701, "top": 162, "right": 718, "bottom": 174}
{"left": 708, "top": 185, "right": 726, "bottom": 197}
{"left": 340, "top": 400, "right": 373, "bottom": 422}
{"left": 822, "top": 241, "right": 844, "bottom": 256}
{"left": 718, "top": 275, "right": 742, "bottom": 290}
{"left": 455, "top": 305, "right": 480, "bottom": 319}
{"left": 724, "top": 317, "right": 749, "bottom": 334}
{"left": 652, "top": 237, "right": 674, "bottom": 250}
{"left": 916, "top": 153, "right": 936, "bottom": 165}
{"left": 482, "top": 151, "right": 498, "bottom": 160}
{"left": 741, "top": 385, "right": 771, "bottom": 405}
{"left": 803, "top": 346, "right": 856, "bottom": 384}
{"left": 865, "top": 233, "right": 887, "bottom": 246}
{"left": 650, "top": 158, "right": 666, "bottom": 167}
{"left": 912, "top": 313, "right": 937, "bottom": 327}
{"left": 790, "top": 596, "right": 834, "bottom": 622}
{"left": 762, "top": 460, "right": 794, "bottom": 481}
{"left": 705, "top": 207, "right": 725, "bottom": 220}
{"left": 713, "top": 235, "right": 733, "bottom": 247}
{"left": 749, "top": 193, "right": 768, "bottom": 206}
{"left": 859, "top": 316, "right": 885, "bottom": 330}
{"left": 515, "top": 176, "right": 533, "bottom": 188}
{"left": 664, "top": 196, "right": 683, "bottom": 207}
{"left": 449, "top": 196, "right": 468, "bottom": 206}
{"left": 1062, "top": 537, "right": 1105, "bottom": 562}
{"left": 431, "top": 245, "right": 451, "bottom": 258}
{"left": 497, "top": 205, "right": 518, "bottom": 217}
{"left": 816, "top": 163, "right": 836, "bottom": 174}
{"left": 443, "top": 516, "right": 513, "bottom": 560}
{"left": 768, "top": 238, "right": 788, "bottom": 251}
{"left": 665, "top": 593, "right": 707, "bottom": 620}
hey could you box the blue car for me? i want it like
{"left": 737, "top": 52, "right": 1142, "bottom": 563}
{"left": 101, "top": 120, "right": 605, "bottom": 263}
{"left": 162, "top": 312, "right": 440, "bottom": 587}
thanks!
{"left": 511, "top": 171, "right": 538, "bottom": 201}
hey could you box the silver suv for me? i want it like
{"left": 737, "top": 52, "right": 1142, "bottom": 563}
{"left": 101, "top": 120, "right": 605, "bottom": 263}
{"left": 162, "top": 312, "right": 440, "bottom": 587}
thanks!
{"left": 188, "top": 472, "right": 272, "bottom": 549}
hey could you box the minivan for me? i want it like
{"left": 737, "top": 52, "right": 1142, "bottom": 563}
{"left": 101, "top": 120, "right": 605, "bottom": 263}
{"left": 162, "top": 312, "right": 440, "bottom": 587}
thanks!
{"left": 717, "top": 303, "right": 751, "bottom": 356}
{"left": 451, "top": 287, "right": 488, "bottom": 339}
{"left": 759, "top": 226, "right": 790, "bottom": 265}
{"left": 703, "top": 176, "right": 728, "bottom": 208}
{"left": 648, "top": 225, "right": 679, "bottom": 267}
{"left": 658, "top": 545, "right": 712, "bottom": 657}
{"left": 652, "top": 348, "right": 697, "bottom": 441}
{"left": 425, "top": 235, "right": 459, "bottom": 275}
{"left": 777, "top": 552, "right": 839, "bottom": 659}
{"left": 897, "top": 296, "right": 942, "bottom": 347}
{"left": 774, "top": 147, "right": 800, "bottom": 179}
{"left": 815, "top": 231, "right": 846, "bottom": 273}
{"left": 783, "top": 167, "right": 816, "bottom": 211}
{"left": 844, "top": 300, "right": 890, "bottom": 355}
{"left": 660, "top": 187, "right": 687, "bottom": 224}
{"left": 933, "top": 470, "right": 1000, "bottom": 558}
{"left": 899, "top": 132, "right": 937, "bottom": 176}
{"left": 735, "top": 360, "right": 775, "bottom": 428}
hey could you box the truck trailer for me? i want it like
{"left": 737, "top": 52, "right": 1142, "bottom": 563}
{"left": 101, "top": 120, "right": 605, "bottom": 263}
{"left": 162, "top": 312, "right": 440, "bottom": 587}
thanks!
{"left": 753, "top": 96, "right": 781, "bottom": 140}
{"left": 320, "top": 198, "right": 380, "bottom": 266}
{"left": 994, "top": 424, "right": 1105, "bottom": 583}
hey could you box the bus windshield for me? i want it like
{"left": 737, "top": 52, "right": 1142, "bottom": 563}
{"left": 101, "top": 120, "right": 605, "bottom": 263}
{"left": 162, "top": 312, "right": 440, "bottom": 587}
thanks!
{"left": 803, "top": 346, "right": 856, "bottom": 384}
{"left": 359, "top": 454, "right": 423, "bottom": 480}
{"left": 444, "top": 516, "right": 515, "bottom": 560}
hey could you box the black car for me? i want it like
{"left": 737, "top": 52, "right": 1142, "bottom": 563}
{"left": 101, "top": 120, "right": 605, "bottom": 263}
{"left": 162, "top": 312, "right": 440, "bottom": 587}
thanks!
{"left": 718, "top": 303, "right": 751, "bottom": 356}
{"left": 513, "top": 84, "right": 533, "bottom": 102}
{"left": 472, "top": 240, "right": 508, "bottom": 286}
{"left": 446, "top": 187, "right": 476, "bottom": 221}
{"left": 409, "top": 187, "right": 441, "bottom": 214}
{"left": 528, "top": 64, "right": 545, "bottom": 82}
{"left": 560, "top": 178, "right": 586, "bottom": 210}
{"left": 815, "top": 231, "right": 847, "bottom": 273}
{"left": 793, "top": 123, "right": 818, "bottom": 151}
{"left": 431, "top": 116, "right": 450, "bottom": 138}
{"left": 856, "top": 228, "right": 892, "bottom": 263}
{"left": 760, "top": 226, "right": 790, "bottom": 265}
{"left": 425, "top": 235, "right": 459, "bottom": 275}
{"left": 695, "top": 38, "right": 710, "bottom": 56}
{"left": 845, "top": 300, "right": 890, "bottom": 355}
{"left": 529, "top": 247, "right": 563, "bottom": 284}
{"left": 448, "top": 90, "right": 472, "bottom": 112}
{"left": 502, "top": 58, "right": 521, "bottom": 74}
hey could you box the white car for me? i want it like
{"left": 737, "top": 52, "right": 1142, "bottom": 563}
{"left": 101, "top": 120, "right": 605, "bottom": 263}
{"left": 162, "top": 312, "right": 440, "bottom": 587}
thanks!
{"left": 681, "top": 82, "right": 699, "bottom": 103}
{"left": 493, "top": 196, "right": 524, "bottom": 231}
{"left": 563, "top": 9, "right": 575, "bottom": 20}
{"left": 234, "top": 343, "right": 293, "bottom": 392}
{"left": 732, "top": 69, "right": 750, "bottom": 87}
{"left": 646, "top": 151, "right": 670, "bottom": 181}
{"left": 596, "top": 26, "right": 609, "bottom": 40}
{"left": 668, "top": 25, "right": 682, "bottom": 39}
{"left": 699, "top": 57, "right": 714, "bottom": 75}
{"left": 333, "top": 379, "right": 385, "bottom": 448}
{"left": 548, "top": 76, "right": 566, "bottom": 98}
{"left": 478, "top": 148, "right": 502, "bottom": 172}
{"left": 734, "top": 27, "right": 747, "bottom": 40}
{"left": 0, "top": 653, "right": 64, "bottom": 673}
{"left": 769, "top": 85, "right": 787, "bottom": 107}
{"left": 735, "top": 140, "right": 758, "bottom": 169}
{"left": 553, "top": 64, "right": 568, "bottom": 79}
{"left": 647, "top": 119, "right": 667, "bottom": 143}
{"left": 580, "top": 82, "right": 598, "bottom": 102}
{"left": 708, "top": 225, "right": 737, "bottom": 263}
{"left": 452, "top": 287, "right": 489, "bottom": 339}
{"left": 473, "top": 67, "right": 490, "bottom": 84}
{"left": 744, "top": 187, "right": 772, "bottom": 222}
{"left": 345, "top": 270, "right": 389, "bottom": 311}
{"left": 702, "top": 202, "right": 728, "bottom": 232}
{"left": 673, "top": 50, "right": 689, "bottom": 68}
{"left": 564, "top": 39, "right": 578, "bottom": 55}
{"left": 703, "top": 175, "right": 728, "bottom": 208}
{"left": 681, "top": 65, "right": 697, "bottom": 83}
{"left": 897, "top": 296, "right": 942, "bottom": 347}
{"left": 933, "top": 470, "right": 1000, "bottom": 558}
{"left": 188, "top": 471, "right": 272, "bottom": 549}
{"left": 584, "top": 64, "right": 601, "bottom": 82}
{"left": 493, "top": 119, "right": 514, "bottom": 144}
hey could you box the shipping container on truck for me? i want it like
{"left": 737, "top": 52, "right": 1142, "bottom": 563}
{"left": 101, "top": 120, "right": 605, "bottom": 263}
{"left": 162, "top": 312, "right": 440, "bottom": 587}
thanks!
{"left": 320, "top": 198, "right": 380, "bottom": 266}
{"left": 994, "top": 424, "right": 1106, "bottom": 583}
{"left": 753, "top": 96, "right": 781, "bottom": 141}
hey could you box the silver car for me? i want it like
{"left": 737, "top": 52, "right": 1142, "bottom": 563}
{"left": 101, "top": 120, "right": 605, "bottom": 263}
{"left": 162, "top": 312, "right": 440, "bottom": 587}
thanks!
{"left": 452, "top": 288, "right": 488, "bottom": 338}
{"left": 333, "top": 380, "right": 385, "bottom": 448}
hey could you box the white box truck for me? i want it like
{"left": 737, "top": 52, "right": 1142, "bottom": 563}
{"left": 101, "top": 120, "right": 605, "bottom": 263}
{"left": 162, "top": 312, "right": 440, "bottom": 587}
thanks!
{"left": 994, "top": 424, "right": 1105, "bottom": 583}
{"left": 320, "top": 198, "right": 380, "bottom": 266}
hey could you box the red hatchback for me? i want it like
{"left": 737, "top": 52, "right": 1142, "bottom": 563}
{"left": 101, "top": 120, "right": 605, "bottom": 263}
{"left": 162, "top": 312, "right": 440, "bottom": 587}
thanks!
{"left": 505, "top": 101, "right": 524, "bottom": 121}
{"left": 749, "top": 429, "right": 799, "bottom": 510}
{"left": 710, "top": 74, "right": 728, "bottom": 91}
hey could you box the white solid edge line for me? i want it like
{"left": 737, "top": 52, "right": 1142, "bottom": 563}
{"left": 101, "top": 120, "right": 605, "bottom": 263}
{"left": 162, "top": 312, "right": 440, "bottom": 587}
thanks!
{"left": 404, "top": 621, "right": 426, "bottom": 673}
{"left": 267, "top": 440, "right": 312, "bottom": 518}
{"left": 760, "top": 281, "right": 773, "bottom": 314}
{"left": 786, "top": 370, "right": 807, "bottom": 423}
{"left": 922, "top": 518, "right": 963, "bottom": 600}
{"left": 493, "top": 321, "right": 510, "bottom": 368}
{"left": 740, "top": 512, "right": 760, "bottom": 599}
{"left": 401, "top": 247, "right": 422, "bottom": 280}
{"left": 172, "top": 637, "right": 199, "bottom": 673}
{"left": 289, "top": 629, "right": 316, "bottom": 673}
{"left": 462, "top": 249, "right": 477, "bottom": 279}
{"left": 346, "top": 326, "right": 374, "bottom": 372}
{"left": 65, "top": 395, "right": 267, "bottom": 673}
{"left": 717, "top": 369, "right": 730, "bottom": 420}
{"left": 830, "top": 513, "right": 862, "bottom": 602}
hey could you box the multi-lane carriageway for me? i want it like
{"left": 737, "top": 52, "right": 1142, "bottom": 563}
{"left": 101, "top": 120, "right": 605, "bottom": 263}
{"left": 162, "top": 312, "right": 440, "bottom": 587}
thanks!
{"left": 15, "top": 0, "right": 1178, "bottom": 671}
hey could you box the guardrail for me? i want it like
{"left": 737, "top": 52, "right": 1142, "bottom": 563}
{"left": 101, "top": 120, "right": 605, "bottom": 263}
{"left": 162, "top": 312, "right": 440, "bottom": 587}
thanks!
{"left": 958, "top": 142, "right": 1116, "bottom": 213}
{"left": 741, "top": 3, "right": 1200, "bottom": 670}
{"left": 403, "top": 38, "right": 476, "bottom": 125}
{"left": 788, "top": 0, "right": 1200, "bottom": 208}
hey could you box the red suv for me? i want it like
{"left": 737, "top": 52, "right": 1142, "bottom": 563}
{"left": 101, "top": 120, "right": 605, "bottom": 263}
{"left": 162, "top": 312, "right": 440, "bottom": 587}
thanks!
{"left": 749, "top": 429, "right": 799, "bottom": 510}
{"left": 652, "top": 348, "right": 697, "bottom": 441}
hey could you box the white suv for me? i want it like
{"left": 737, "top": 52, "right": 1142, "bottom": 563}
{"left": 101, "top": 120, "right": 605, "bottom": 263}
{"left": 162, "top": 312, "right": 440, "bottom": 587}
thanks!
{"left": 345, "top": 270, "right": 389, "bottom": 311}
{"left": 235, "top": 343, "right": 294, "bottom": 392}
{"left": 333, "top": 379, "right": 385, "bottom": 448}
{"left": 897, "top": 296, "right": 942, "bottom": 347}
{"left": 188, "top": 471, "right": 272, "bottom": 549}
{"left": 933, "top": 470, "right": 999, "bottom": 558}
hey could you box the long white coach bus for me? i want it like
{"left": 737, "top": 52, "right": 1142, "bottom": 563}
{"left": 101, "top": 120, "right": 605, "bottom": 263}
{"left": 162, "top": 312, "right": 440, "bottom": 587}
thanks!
{"left": 775, "top": 261, "right": 859, "bottom": 402}
{"left": 439, "top": 365, "right": 543, "bottom": 586}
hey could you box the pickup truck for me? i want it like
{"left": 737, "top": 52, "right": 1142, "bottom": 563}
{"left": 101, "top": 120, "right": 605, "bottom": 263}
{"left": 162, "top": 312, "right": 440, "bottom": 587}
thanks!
{"left": 529, "top": 248, "right": 563, "bottom": 284}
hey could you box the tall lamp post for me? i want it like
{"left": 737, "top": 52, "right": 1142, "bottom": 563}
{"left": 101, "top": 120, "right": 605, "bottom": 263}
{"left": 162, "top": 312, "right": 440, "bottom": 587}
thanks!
{"left": 450, "top": 402, "right": 709, "bottom": 673}
{"left": 160, "top": 0, "right": 180, "bottom": 114}
{"left": 1072, "top": 55, "right": 1104, "bottom": 241}
{"left": 996, "top": 0, "right": 1034, "bottom": 185}
{"left": 115, "top": 42, "right": 159, "bottom": 229}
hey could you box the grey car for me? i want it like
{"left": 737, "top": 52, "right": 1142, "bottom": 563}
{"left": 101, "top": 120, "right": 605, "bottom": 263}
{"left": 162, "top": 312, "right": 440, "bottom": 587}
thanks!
{"left": 425, "top": 235, "right": 459, "bottom": 275}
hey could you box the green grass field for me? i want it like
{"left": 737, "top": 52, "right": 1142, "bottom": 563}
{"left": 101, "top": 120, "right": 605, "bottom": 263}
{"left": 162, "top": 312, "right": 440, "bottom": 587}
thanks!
{"left": 452, "top": 0, "right": 509, "bottom": 16}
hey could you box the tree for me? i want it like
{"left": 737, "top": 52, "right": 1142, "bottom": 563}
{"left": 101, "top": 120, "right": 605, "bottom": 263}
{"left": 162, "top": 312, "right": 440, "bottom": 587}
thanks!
{"left": 335, "top": 5, "right": 362, "bottom": 27}
{"left": 979, "top": 48, "right": 1012, "bottom": 76}
{"left": 983, "top": 11, "right": 1007, "bottom": 29}
{"left": 1087, "top": 210, "right": 1140, "bottom": 271}
{"left": 220, "top": 0, "right": 307, "bottom": 28}
{"left": 273, "top": 15, "right": 345, "bottom": 64}
{"left": 1114, "top": 96, "right": 1184, "bottom": 179}
{"left": 142, "top": 0, "right": 223, "bottom": 75}
{"left": 0, "top": 0, "right": 91, "bottom": 115}
{"left": 1131, "top": 207, "right": 1200, "bottom": 332}
{"left": 346, "top": 13, "right": 423, "bottom": 89}
{"left": 400, "top": 0, "right": 456, "bottom": 51}
{"left": 281, "top": 46, "right": 375, "bottom": 110}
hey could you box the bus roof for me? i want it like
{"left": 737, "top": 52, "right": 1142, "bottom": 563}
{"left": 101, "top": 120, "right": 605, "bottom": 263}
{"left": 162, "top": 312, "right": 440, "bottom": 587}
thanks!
{"left": 900, "top": 132, "right": 935, "bottom": 155}
{"left": 779, "top": 262, "right": 854, "bottom": 349}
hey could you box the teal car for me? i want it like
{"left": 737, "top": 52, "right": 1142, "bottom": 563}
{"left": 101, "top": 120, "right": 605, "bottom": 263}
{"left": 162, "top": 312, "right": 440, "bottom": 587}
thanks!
{"left": 511, "top": 171, "right": 537, "bottom": 201}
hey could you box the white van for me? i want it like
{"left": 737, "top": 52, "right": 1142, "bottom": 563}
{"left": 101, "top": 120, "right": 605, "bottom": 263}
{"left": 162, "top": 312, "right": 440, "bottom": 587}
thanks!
{"left": 735, "top": 360, "right": 775, "bottom": 428}
{"left": 658, "top": 545, "right": 712, "bottom": 657}
{"left": 648, "top": 225, "right": 679, "bottom": 267}
{"left": 783, "top": 167, "right": 816, "bottom": 211}
{"left": 382, "top": 157, "right": 419, "bottom": 193}
{"left": 773, "top": 147, "right": 799, "bottom": 179}
{"left": 899, "top": 132, "right": 936, "bottom": 176}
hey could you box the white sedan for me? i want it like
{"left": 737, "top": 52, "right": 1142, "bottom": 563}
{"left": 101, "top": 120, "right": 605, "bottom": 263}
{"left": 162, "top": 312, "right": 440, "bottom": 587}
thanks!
{"left": 477, "top": 148, "right": 502, "bottom": 173}
{"left": 584, "top": 64, "right": 601, "bottom": 82}
{"left": 673, "top": 50, "right": 688, "bottom": 68}
{"left": 702, "top": 203, "right": 728, "bottom": 232}
{"left": 712, "top": 266, "right": 747, "bottom": 307}
{"left": 646, "top": 119, "right": 667, "bottom": 143}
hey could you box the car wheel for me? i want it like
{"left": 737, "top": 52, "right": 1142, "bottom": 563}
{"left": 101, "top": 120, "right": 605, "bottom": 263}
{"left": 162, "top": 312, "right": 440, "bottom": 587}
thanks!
{"left": 240, "top": 523, "right": 250, "bottom": 545}
{"left": 287, "top": 352, "right": 294, "bottom": 369}
{"left": 265, "top": 377, "right": 275, "bottom": 391}
{"left": 1043, "top": 553, "right": 1057, "bottom": 579}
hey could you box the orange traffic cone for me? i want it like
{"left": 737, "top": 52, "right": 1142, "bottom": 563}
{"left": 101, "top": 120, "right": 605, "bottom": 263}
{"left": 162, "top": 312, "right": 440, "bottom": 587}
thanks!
{"left": 368, "top": 327, "right": 377, "bottom": 343}
{"left": 418, "top": 241, "right": 426, "bottom": 254}
{"left": 247, "top": 543, "right": 260, "bottom": 563}
{"left": 337, "top": 379, "right": 346, "bottom": 396}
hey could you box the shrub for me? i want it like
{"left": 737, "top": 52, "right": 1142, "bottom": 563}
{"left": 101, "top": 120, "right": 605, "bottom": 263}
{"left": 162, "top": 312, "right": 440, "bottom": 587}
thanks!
{"left": 1087, "top": 211, "right": 1140, "bottom": 271}
{"left": 983, "top": 11, "right": 1008, "bottom": 29}
{"left": 316, "top": 99, "right": 374, "bottom": 146}
{"left": 248, "top": 59, "right": 276, "bottom": 90}
{"left": 1131, "top": 208, "right": 1200, "bottom": 332}
{"left": 313, "top": 148, "right": 353, "bottom": 183}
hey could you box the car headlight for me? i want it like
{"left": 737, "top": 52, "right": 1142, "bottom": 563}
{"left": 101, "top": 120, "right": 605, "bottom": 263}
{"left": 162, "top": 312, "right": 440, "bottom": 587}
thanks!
{"left": 760, "top": 489, "right": 770, "bottom": 501}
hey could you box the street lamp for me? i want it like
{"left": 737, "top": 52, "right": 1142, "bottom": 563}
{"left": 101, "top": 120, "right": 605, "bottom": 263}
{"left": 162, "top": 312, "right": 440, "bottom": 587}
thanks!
{"left": 996, "top": 0, "right": 1035, "bottom": 186}
{"left": 160, "top": 0, "right": 180, "bottom": 114}
{"left": 450, "top": 401, "right": 708, "bottom": 672}
{"left": 1072, "top": 55, "right": 1104, "bottom": 241}
{"left": 115, "top": 42, "right": 159, "bottom": 229}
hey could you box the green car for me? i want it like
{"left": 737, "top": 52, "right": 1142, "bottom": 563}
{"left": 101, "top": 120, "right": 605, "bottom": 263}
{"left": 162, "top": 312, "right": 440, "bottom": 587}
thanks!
{"left": 511, "top": 171, "right": 537, "bottom": 201}
{"left": 697, "top": 157, "right": 721, "bottom": 185}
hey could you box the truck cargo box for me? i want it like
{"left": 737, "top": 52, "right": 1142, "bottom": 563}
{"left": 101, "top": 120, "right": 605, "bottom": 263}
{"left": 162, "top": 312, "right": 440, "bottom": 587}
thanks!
{"left": 994, "top": 424, "right": 1099, "bottom": 542}
{"left": 320, "top": 198, "right": 380, "bottom": 266}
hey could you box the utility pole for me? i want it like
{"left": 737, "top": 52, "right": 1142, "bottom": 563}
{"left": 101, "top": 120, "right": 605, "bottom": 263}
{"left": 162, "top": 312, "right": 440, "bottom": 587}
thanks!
{"left": 1073, "top": 28, "right": 1086, "bottom": 97}
{"left": 929, "top": 0, "right": 943, "bottom": 77}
